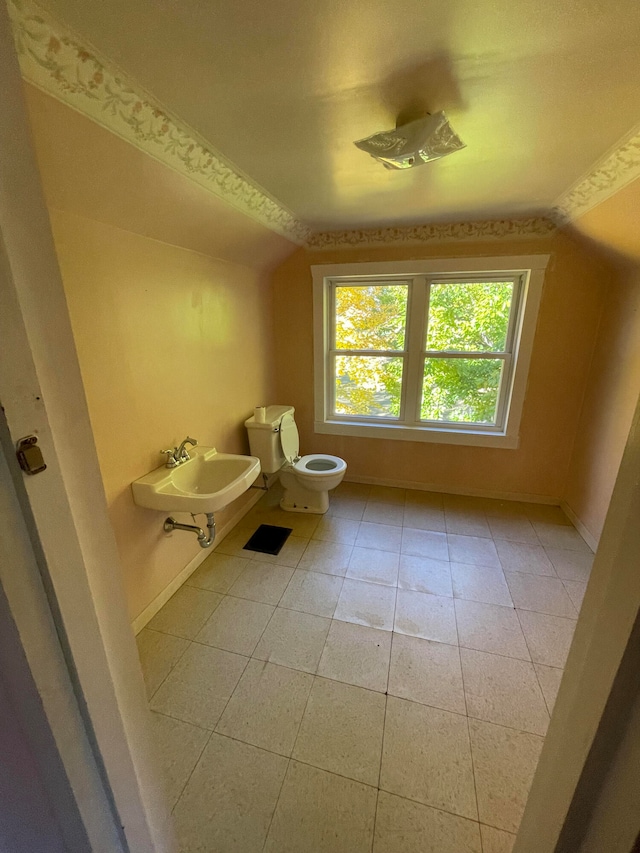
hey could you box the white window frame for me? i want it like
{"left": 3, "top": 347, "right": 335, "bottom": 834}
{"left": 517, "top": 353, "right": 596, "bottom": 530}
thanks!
{"left": 312, "top": 255, "right": 549, "bottom": 448}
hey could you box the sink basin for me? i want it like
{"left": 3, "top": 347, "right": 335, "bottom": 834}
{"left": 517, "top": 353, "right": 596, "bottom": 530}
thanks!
{"left": 132, "top": 447, "right": 261, "bottom": 514}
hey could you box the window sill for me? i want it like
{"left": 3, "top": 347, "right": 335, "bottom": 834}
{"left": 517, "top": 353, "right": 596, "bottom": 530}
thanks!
{"left": 315, "top": 419, "right": 520, "bottom": 448}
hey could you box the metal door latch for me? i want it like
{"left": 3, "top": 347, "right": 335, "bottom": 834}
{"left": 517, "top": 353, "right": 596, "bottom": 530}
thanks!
{"left": 16, "top": 435, "right": 47, "bottom": 475}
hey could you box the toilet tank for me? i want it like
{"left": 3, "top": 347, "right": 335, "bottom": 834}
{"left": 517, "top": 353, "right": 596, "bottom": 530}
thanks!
{"left": 245, "top": 405, "right": 294, "bottom": 474}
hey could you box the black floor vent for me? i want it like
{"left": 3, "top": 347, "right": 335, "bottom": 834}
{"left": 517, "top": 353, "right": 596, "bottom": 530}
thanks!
{"left": 243, "top": 524, "right": 293, "bottom": 556}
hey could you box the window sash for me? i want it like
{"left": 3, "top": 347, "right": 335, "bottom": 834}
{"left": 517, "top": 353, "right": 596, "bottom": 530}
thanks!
{"left": 328, "top": 273, "right": 523, "bottom": 430}
{"left": 321, "top": 266, "right": 532, "bottom": 436}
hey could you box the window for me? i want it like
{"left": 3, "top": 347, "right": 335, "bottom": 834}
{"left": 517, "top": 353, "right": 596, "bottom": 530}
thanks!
{"left": 312, "top": 256, "right": 549, "bottom": 448}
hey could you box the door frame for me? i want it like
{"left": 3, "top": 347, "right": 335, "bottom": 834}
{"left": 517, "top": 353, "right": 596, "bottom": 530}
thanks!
{"left": 0, "top": 3, "right": 173, "bottom": 850}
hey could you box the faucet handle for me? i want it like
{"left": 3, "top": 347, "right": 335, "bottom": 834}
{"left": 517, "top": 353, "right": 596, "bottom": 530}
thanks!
{"left": 161, "top": 449, "right": 178, "bottom": 468}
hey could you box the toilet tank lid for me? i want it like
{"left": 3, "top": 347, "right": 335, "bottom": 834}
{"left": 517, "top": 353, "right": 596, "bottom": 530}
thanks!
{"left": 244, "top": 405, "right": 294, "bottom": 429}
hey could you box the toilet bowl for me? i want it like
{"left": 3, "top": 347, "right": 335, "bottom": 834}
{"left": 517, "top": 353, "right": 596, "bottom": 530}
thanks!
{"left": 245, "top": 406, "right": 347, "bottom": 514}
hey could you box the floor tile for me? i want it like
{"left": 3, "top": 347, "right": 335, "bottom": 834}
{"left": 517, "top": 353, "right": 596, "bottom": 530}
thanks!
{"left": 394, "top": 589, "right": 458, "bottom": 644}
{"left": 451, "top": 562, "right": 513, "bottom": 607}
{"left": 293, "top": 677, "right": 385, "bottom": 785}
{"left": 380, "top": 696, "right": 477, "bottom": 819}
{"left": 388, "top": 633, "right": 465, "bottom": 714}
{"left": 264, "top": 761, "right": 377, "bottom": 853}
{"left": 494, "top": 540, "right": 556, "bottom": 576}
{"left": 136, "top": 628, "right": 189, "bottom": 698}
{"left": 482, "top": 498, "right": 529, "bottom": 519}
{"left": 334, "top": 578, "right": 397, "bottom": 631}
{"left": 448, "top": 534, "right": 500, "bottom": 568}
{"left": 347, "top": 546, "right": 399, "bottom": 586}
{"left": 226, "top": 562, "right": 294, "bottom": 605}
{"left": 480, "top": 825, "right": 516, "bottom": 853}
{"left": 363, "top": 502, "right": 405, "bottom": 526}
{"left": 505, "top": 572, "right": 577, "bottom": 617}
{"left": 443, "top": 494, "right": 488, "bottom": 513}
{"left": 523, "top": 503, "right": 571, "bottom": 525}
{"left": 250, "top": 505, "right": 320, "bottom": 538}
{"left": 317, "top": 620, "right": 392, "bottom": 692}
{"left": 455, "top": 599, "right": 530, "bottom": 660}
{"left": 187, "top": 552, "right": 252, "bottom": 593}
{"left": 398, "top": 554, "right": 452, "bottom": 596}
{"left": 356, "top": 521, "right": 403, "bottom": 552}
{"left": 460, "top": 648, "right": 549, "bottom": 735}
{"left": 335, "top": 481, "right": 371, "bottom": 500}
{"left": 368, "top": 485, "right": 405, "bottom": 504}
{"left": 250, "top": 534, "right": 309, "bottom": 567}
{"left": 517, "top": 609, "right": 577, "bottom": 667}
{"left": 374, "top": 791, "right": 482, "bottom": 853}
{"left": 147, "top": 585, "right": 223, "bottom": 640}
{"left": 216, "top": 525, "right": 257, "bottom": 557}
{"left": 312, "top": 515, "right": 360, "bottom": 545}
{"left": 150, "top": 711, "right": 209, "bottom": 809}
{"left": 563, "top": 579, "right": 588, "bottom": 610}
{"left": 405, "top": 490, "right": 443, "bottom": 510}
{"left": 403, "top": 504, "right": 447, "bottom": 532}
{"left": 172, "top": 733, "right": 288, "bottom": 853}
{"left": 253, "top": 608, "right": 331, "bottom": 673}
{"left": 401, "top": 527, "right": 449, "bottom": 560}
{"left": 469, "top": 718, "right": 543, "bottom": 833}
{"left": 297, "top": 539, "right": 353, "bottom": 576}
{"left": 150, "top": 643, "right": 248, "bottom": 729}
{"left": 534, "top": 664, "right": 563, "bottom": 714}
{"left": 532, "top": 522, "right": 591, "bottom": 552}
{"left": 196, "top": 596, "right": 274, "bottom": 655}
{"left": 487, "top": 515, "right": 539, "bottom": 543}
{"left": 216, "top": 659, "right": 313, "bottom": 756}
{"left": 544, "top": 548, "right": 594, "bottom": 582}
{"left": 279, "top": 569, "right": 343, "bottom": 617}
{"left": 445, "top": 510, "right": 491, "bottom": 538}
{"left": 327, "top": 494, "right": 366, "bottom": 520}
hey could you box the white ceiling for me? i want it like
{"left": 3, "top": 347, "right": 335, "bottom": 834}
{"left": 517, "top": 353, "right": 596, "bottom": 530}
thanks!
{"left": 36, "top": 0, "right": 640, "bottom": 230}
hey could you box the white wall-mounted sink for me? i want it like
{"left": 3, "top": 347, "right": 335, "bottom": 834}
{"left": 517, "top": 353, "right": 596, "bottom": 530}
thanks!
{"left": 132, "top": 447, "right": 261, "bottom": 514}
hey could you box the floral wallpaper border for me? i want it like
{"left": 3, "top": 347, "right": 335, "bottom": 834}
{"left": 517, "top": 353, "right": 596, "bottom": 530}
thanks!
{"left": 8, "top": 0, "right": 639, "bottom": 249}
{"left": 553, "top": 123, "right": 640, "bottom": 223}
{"left": 8, "top": 0, "right": 311, "bottom": 245}
{"left": 306, "top": 216, "right": 557, "bottom": 249}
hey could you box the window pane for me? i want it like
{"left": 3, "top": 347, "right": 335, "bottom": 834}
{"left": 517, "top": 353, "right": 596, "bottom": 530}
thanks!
{"left": 426, "top": 281, "right": 514, "bottom": 352}
{"left": 335, "top": 355, "right": 403, "bottom": 418}
{"left": 335, "top": 284, "right": 408, "bottom": 351}
{"left": 421, "top": 357, "right": 503, "bottom": 424}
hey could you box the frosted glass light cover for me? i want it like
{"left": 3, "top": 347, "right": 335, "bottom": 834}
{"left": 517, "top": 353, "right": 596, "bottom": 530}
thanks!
{"left": 354, "top": 111, "right": 465, "bottom": 170}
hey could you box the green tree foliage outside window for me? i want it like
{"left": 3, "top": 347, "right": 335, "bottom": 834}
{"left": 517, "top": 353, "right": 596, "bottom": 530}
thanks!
{"left": 333, "top": 280, "right": 514, "bottom": 424}
{"left": 334, "top": 284, "right": 407, "bottom": 417}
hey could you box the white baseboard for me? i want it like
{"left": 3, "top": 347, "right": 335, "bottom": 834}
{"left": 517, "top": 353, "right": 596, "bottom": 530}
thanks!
{"left": 132, "top": 488, "right": 264, "bottom": 635}
{"left": 343, "top": 475, "right": 560, "bottom": 506}
{"left": 560, "top": 500, "right": 599, "bottom": 552}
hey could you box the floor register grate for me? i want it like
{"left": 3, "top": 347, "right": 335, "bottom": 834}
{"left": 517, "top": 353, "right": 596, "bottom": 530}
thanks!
{"left": 243, "top": 524, "right": 293, "bottom": 556}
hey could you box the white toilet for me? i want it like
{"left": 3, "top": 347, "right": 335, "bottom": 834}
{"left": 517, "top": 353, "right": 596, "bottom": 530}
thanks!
{"left": 245, "top": 405, "right": 346, "bottom": 513}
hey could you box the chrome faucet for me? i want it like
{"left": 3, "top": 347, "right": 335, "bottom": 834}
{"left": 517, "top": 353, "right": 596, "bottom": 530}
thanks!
{"left": 160, "top": 436, "right": 198, "bottom": 468}
{"left": 176, "top": 436, "right": 198, "bottom": 462}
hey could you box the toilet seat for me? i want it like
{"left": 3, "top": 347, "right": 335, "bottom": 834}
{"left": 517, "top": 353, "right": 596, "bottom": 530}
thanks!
{"left": 279, "top": 412, "right": 300, "bottom": 463}
{"left": 294, "top": 454, "right": 347, "bottom": 478}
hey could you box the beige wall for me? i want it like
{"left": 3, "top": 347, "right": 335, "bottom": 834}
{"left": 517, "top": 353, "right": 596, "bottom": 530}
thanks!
{"left": 562, "top": 179, "right": 640, "bottom": 543}
{"left": 273, "top": 235, "right": 610, "bottom": 501}
{"left": 25, "top": 85, "right": 295, "bottom": 622}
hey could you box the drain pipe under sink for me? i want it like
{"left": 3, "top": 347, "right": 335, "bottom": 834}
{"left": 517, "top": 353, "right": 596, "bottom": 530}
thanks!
{"left": 164, "top": 513, "right": 216, "bottom": 548}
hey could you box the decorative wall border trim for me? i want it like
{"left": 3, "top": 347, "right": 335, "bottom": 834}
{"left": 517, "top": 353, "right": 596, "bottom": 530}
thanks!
{"left": 9, "top": 0, "right": 639, "bottom": 250}
{"left": 8, "top": 0, "right": 310, "bottom": 245}
{"left": 307, "top": 216, "right": 557, "bottom": 249}
{"left": 553, "top": 122, "right": 640, "bottom": 223}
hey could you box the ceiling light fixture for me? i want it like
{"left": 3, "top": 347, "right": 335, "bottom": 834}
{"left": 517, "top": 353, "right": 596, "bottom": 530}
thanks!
{"left": 354, "top": 111, "right": 465, "bottom": 170}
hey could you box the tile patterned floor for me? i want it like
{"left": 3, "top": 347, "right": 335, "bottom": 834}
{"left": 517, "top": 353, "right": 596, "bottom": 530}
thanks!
{"left": 137, "top": 483, "right": 594, "bottom": 853}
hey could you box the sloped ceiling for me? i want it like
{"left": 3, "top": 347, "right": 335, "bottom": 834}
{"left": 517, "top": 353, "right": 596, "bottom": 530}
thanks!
{"left": 11, "top": 0, "right": 640, "bottom": 240}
